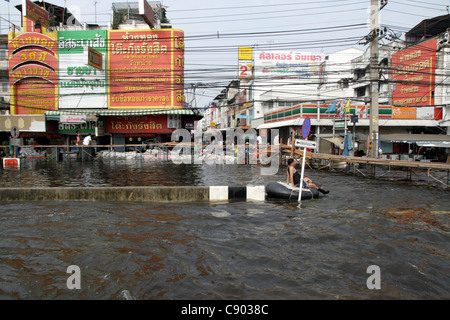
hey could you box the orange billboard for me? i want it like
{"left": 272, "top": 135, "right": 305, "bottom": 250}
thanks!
{"left": 392, "top": 107, "right": 417, "bottom": 119}
{"left": 392, "top": 39, "right": 436, "bottom": 106}
{"left": 15, "top": 78, "right": 57, "bottom": 115}
{"left": 108, "top": 29, "right": 185, "bottom": 109}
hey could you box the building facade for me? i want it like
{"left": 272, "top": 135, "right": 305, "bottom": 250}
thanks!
{"left": 1, "top": 0, "right": 200, "bottom": 155}
{"left": 208, "top": 15, "right": 450, "bottom": 161}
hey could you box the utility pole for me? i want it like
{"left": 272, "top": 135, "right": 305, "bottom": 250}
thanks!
{"left": 369, "top": 0, "right": 380, "bottom": 159}
{"left": 94, "top": 1, "right": 98, "bottom": 24}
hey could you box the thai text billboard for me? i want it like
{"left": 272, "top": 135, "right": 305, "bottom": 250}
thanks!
{"left": 58, "top": 30, "right": 108, "bottom": 109}
{"left": 8, "top": 32, "right": 58, "bottom": 114}
{"left": 107, "top": 29, "right": 185, "bottom": 109}
{"left": 392, "top": 39, "right": 437, "bottom": 106}
{"left": 254, "top": 50, "right": 325, "bottom": 81}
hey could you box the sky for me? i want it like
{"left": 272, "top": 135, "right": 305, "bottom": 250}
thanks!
{"left": 1, "top": 0, "right": 449, "bottom": 108}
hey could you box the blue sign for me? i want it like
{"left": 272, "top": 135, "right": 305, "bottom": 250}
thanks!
{"left": 302, "top": 117, "right": 311, "bottom": 138}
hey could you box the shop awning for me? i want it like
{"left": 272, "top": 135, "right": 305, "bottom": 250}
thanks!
{"left": 45, "top": 109, "right": 203, "bottom": 119}
{"left": 416, "top": 141, "right": 450, "bottom": 148}
{"left": 0, "top": 115, "right": 46, "bottom": 132}
{"left": 321, "top": 137, "right": 345, "bottom": 146}
{"left": 380, "top": 134, "right": 450, "bottom": 147}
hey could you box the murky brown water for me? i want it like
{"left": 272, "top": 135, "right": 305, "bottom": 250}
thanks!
{"left": 0, "top": 159, "right": 449, "bottom": 299}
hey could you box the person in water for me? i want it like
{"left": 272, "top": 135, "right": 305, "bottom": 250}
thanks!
{"left": 286, "top": 158, "right": 329, "bottom": 194}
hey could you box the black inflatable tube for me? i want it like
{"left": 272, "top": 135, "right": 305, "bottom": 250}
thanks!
{"left": 265, "top": 181, "right": 320, "bottom": 201}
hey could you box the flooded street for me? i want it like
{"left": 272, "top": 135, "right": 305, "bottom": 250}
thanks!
{"left": 0, "top": 159, "right": 449, "bottom": 299}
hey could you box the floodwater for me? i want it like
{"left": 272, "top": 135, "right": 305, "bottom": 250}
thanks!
{"left": 0, "top": 158, "right": 449, "bottom": 299}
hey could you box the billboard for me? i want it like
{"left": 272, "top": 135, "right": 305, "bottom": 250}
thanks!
{"left": 107, "top": 29, "right": 185, "bottom": 109}
{"left": 239, "top": 47, "right": 253, "bottom": 60}
{"left": 254, "top": 50, "right": 325, "bottom": 81}
{"left": 58, "top": 30, "right": 108, "bottom": 109}
{"left": 392, "top": 39, "right": 437, "bottom": 106}
{"left": 238, "top": 61, "right": 253, "bottom": 79}
{"left": 106, "top": 115, "right": 172, "bottom": 134}
{"left": 22, "top": 0, "right": 49, "bottom": 29}
{"left": 8, "top": 32, "right": 58, "bottom": 114}
{"left": 9, "top": 28, "right": 186, "bottom": 114}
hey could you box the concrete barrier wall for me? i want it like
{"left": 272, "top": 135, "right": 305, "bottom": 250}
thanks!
{"left": 0, "top": 186, "right": 266, "bottom": 202}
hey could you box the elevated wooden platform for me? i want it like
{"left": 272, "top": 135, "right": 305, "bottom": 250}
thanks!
{"left": 280, "top": 144, "right": 450, "bottom": 188}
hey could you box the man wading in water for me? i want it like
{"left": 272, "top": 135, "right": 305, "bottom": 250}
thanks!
{"left": 286, "top": 158, "right": 329, "bottom": 194}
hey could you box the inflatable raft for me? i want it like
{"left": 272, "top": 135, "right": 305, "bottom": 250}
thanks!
{"left": 265, "top": 181, "right": 320, "bottom": 201}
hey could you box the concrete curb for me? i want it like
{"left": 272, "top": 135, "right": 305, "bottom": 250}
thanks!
{"left": 0, "top": 186, "right": 266, "bottom": 202}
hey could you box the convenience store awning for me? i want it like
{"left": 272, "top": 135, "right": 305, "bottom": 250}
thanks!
{"left": 45, "top": 109, "right": 203, "bottom": 120}
{"left": 380, "top": 134, "right": 450, "bottom": 148}
{"left": 257, "top": 118, "right": 334, "bottom": 129}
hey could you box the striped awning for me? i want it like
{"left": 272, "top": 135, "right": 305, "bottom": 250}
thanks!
{"left": 45, "top": 109, "right": 203, "bottom": 119}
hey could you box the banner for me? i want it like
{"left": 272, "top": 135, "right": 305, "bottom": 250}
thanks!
{"left": 107, "top": 29, "right": 185, "bottom": 109}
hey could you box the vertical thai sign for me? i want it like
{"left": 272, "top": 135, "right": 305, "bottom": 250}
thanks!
{"left": 58, "top": 30, "right": 108, "bottom": 109}
{"left": 8, "top": 32, "right": 58, "bottom": 114}
{"left": 392, "top": 39, "right": 437, "bottom": 106}
{"left": 107, "top": 29, "right": 185, "bottom": 109}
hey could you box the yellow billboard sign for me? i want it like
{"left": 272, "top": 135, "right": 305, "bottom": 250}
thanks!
{"left": 239, "top": 47, "right": 253, "bottom": 60}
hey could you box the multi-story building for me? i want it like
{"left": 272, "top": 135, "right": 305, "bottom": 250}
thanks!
{"left": 0, "top": 0, "right": 200, "bottom": 153}
{"left": 319, "top": 48, "right": 364, "bottom": 105}
{"left": 0, "top": 34, "right": 9, "bottom": 115}
{"left": 216, "top": 14, "right": 450, "bottom": 160}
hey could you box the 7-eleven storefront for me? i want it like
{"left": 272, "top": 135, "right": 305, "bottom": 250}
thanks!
{"left": 45, "top": 109, "right": 202, "bottom": 150}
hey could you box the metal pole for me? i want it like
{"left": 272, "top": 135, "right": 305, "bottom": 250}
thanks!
{"left": 298, "top": 147, "right": 307, "bottom": 206}
{"left": 369, "top": 0, "right": 380, "bottom": 159}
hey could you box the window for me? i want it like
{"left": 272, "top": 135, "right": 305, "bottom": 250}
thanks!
{"left": 355, "top": 69, "right": 366, "bottom": 80}
{"left": 356, "top": 86, "right": 366, "bottom": 97}
{"left": 339, "top": 79, "right": 349, "bottom": 89}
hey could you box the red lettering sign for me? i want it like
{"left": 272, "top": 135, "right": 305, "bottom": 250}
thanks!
{"left": 106, "top": 115, "right": 172, "bottom": 133}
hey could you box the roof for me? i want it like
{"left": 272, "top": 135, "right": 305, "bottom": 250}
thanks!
{"left": 406, "top": 14, "right": 450, "bottom": 43}
{"left": 45, "top": 109, "right": 203, "bottom": 120}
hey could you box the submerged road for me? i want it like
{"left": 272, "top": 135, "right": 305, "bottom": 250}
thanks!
{"left": 0, "top": 159, "right": 448, "bottom": 299}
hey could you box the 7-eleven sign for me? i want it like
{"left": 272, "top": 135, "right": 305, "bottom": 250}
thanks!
{"left": 356, "top": 105, "right": 368, "bottom": 119}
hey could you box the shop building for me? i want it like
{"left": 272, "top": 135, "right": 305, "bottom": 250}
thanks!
{"left": 213, "top": 15, "right": 450, "bottom": 161}
{"left": 2, "top": 0, "right": 201, "bottom": 156}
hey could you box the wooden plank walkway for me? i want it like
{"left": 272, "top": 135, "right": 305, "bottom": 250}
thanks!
{"left": 279, "top": 144, "right": 450, "bottom": 188}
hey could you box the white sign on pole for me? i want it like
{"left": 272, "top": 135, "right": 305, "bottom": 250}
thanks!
{"left": 294, "top": 139, "right": 317, "bottom": 149}
{"left": 295, "top": 139, "right": 317, "bottom": 206}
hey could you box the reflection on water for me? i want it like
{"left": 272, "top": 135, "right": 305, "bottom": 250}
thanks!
{"left": 1, "top": 158, "right": 273, "bottom": 187}
{"left": 0, "top": 159, "right": 449, "bottom": 299}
